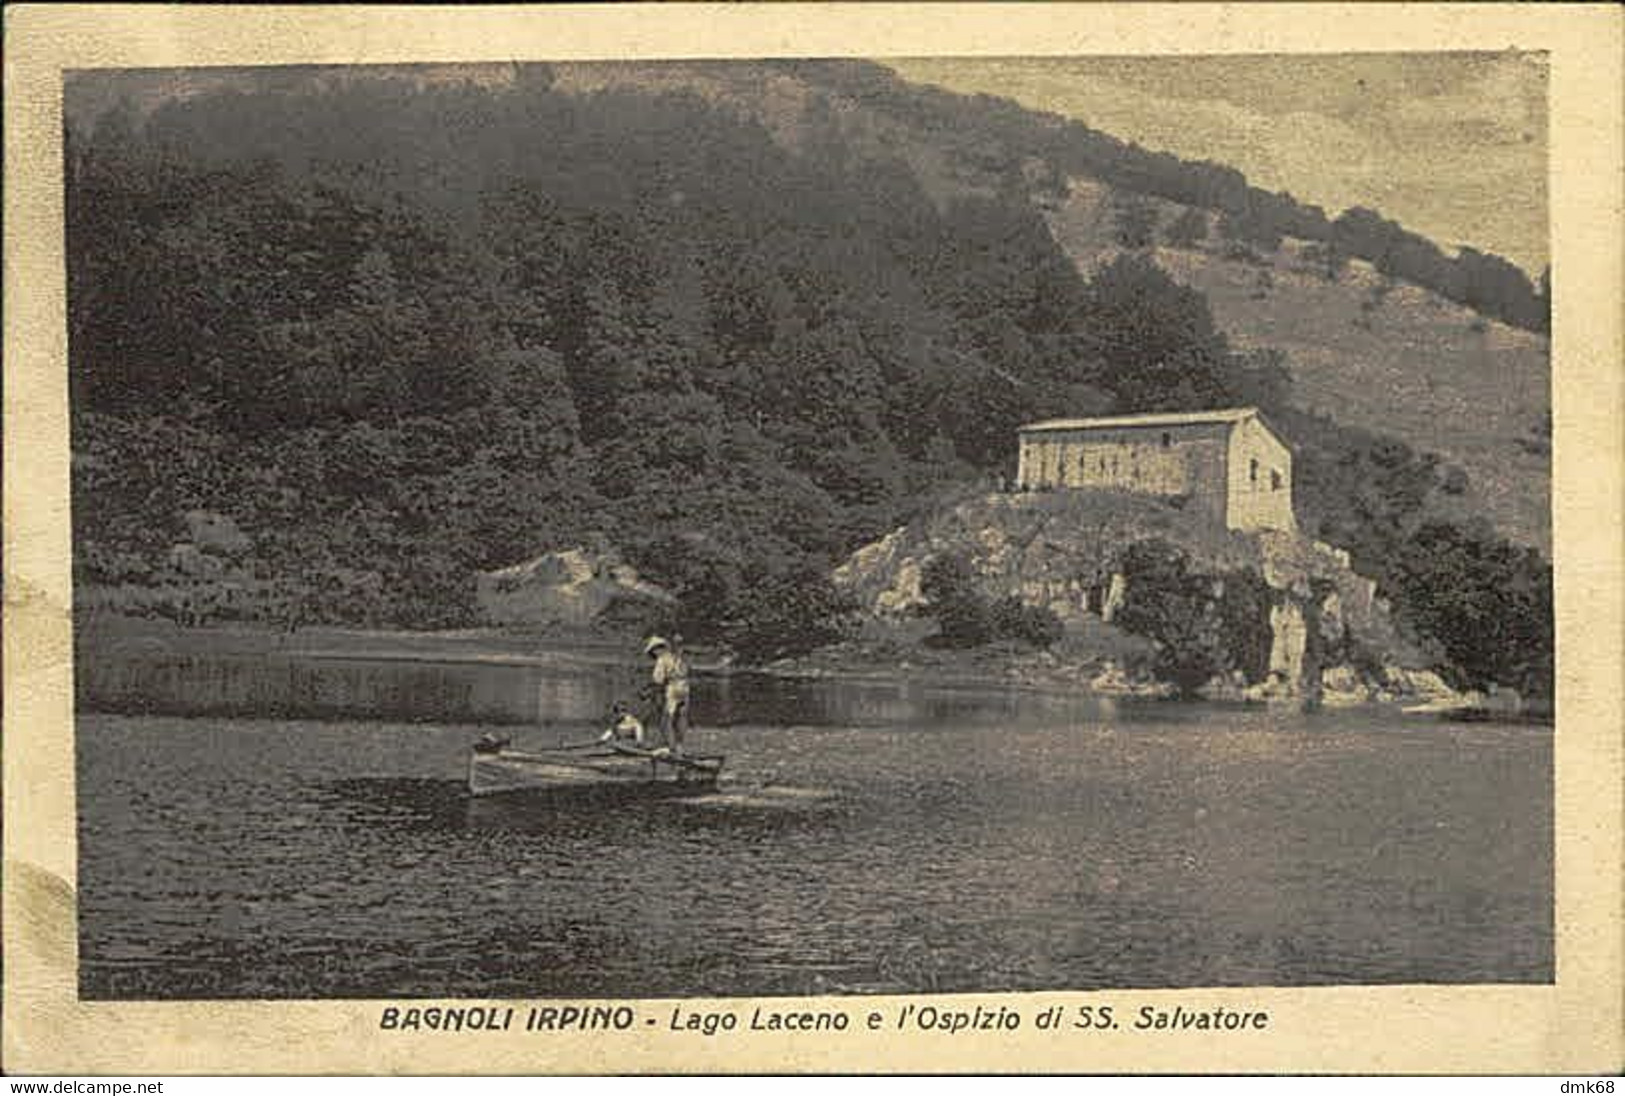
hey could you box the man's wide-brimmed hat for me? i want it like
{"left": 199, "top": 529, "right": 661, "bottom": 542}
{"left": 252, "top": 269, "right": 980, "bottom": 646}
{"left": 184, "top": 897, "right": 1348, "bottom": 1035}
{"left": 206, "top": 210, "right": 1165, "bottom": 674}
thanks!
{"left": 643, "top": 635, "right": 669, "bottom": 655}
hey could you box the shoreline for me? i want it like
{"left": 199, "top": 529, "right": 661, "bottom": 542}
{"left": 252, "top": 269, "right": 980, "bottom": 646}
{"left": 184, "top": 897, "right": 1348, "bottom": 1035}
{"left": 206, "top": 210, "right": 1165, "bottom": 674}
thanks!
{"left": 73, "top": 614, "right": 1550, "bottom": 724}
{"left": 76, "top": 613, "right": 1171, "bottom": 699}
{"left": 76, "top": 613, "right": 699, "bottom": 671}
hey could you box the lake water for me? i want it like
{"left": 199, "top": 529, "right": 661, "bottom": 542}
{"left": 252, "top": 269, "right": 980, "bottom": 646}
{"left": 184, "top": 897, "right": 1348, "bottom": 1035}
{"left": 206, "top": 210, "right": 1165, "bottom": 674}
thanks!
{"left": 76, "top": 652, "right": 1553, "bottom": 999}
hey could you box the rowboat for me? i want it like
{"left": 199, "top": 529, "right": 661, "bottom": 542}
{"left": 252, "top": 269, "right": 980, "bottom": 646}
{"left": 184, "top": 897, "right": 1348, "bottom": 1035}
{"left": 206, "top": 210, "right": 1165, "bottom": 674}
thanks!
{"left": 466, "top": 737, "right": 725, "bottom": 799}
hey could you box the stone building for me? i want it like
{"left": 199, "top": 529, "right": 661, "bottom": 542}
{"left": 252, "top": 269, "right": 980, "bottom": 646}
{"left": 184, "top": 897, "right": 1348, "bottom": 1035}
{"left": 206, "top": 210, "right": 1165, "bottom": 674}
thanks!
{"left": 1015, "top": 407, "right": 1296, "bottom": 533}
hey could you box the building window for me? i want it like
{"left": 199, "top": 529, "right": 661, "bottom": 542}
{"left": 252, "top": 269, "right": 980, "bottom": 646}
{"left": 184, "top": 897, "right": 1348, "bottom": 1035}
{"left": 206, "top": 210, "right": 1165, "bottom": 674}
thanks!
{"left": 1161, "top": 432, "right": 1171, "bottom": 448}
{"left": 1249, "top": 458, "right": 1259, "bottom": 483}
{"left": 1270, "top": 469, "right": 1282, "bottom": 491}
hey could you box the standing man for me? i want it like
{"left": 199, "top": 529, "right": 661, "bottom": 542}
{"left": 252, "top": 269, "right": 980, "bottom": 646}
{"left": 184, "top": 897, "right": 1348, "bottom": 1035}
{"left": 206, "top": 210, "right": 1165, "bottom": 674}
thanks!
{"left": 643, "top": 635, "right": 690, "bottom": 754}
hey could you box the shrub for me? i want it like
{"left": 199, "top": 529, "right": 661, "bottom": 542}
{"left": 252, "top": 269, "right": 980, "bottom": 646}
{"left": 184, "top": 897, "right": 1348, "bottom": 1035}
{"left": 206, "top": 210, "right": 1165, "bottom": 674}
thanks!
{"left": 1301, "top": 242, "right": 1348, "bottom": 282}
{"left": 1113, "top": 195, "right": 1158, "bottom": 250}
{"left": 1215, "top": 568, "right": 1274, "bottom": 684}
{"left": 920, "top": 554, "right": 1062, "bottom": 650}
{"left": 722, "top": 567, "right": 857, "bottom": 663}
{"left": 1221, "top": 241, "right": 1266, "bottom": 266}
{"left": 1112, "top": 538, "right": 1272, "bottom": 696}
{"left": 988, "top": 595, "right": 1065, "bottom": 649}
{"left": 920, "top": 555, "right": 993, "bottom": 647}
{"left": 1163, "top": 207, "right": 1209, "bottom": 249}
{"left": 1388, "top": 523, "right": 1553, "bottom": 697}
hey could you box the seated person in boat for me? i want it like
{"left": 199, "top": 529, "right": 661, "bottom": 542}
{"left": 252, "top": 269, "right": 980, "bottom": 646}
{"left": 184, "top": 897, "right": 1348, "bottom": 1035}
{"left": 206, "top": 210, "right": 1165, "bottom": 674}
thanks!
{"left": 599, "top": 701, "right": 647, "bottom": 747}
{"left": 644, "top": 635, "right": 691, "bottom": 754}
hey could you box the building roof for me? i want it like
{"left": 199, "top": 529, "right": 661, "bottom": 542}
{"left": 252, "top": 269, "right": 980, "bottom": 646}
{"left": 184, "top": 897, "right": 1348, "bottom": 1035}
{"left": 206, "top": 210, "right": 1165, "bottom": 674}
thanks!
{"left": 1018, "top": 407, "right": 1262, "bottom": 433}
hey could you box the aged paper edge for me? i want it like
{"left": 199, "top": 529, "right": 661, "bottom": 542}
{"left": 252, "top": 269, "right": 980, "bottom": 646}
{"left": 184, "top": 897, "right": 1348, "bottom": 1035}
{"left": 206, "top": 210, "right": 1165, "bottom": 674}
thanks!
{"left": 4, "top": 2, "right": 1621, "bottom": 1076}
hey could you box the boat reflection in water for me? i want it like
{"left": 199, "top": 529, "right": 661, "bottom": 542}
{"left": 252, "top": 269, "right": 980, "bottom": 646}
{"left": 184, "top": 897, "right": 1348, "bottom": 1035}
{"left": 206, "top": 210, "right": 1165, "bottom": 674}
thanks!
{"left": 76, "top": 650, "right": 1554, "bottom": 1000}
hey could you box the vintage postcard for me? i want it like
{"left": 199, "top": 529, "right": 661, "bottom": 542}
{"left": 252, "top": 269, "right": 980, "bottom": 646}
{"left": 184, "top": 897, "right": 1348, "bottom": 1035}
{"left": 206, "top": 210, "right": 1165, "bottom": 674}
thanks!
{"left": 5, "top": 3, "right": 1621, "bottom": 1076}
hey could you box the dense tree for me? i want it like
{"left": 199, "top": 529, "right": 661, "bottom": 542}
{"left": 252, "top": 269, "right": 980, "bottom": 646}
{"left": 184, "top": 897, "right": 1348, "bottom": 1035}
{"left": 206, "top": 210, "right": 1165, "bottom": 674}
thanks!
{"left": 1112, "top": 540, "right": 1275, "bottom": 696}
{"left": 773, "top": 61, "right": 1545, "bottom": 332}
{"left": 1387, "top": 523, "right": 1553, "bottom": 697}
{"left": 64, "top": 68, "right": 1550, "bottom": 688}
{"left": 1112, "top": 194, "right": 1158, "bottom": 250}
{"left": 919, "top": 555, "right": 994, "bottom": 648}
{"left": 918, "top": 555, "right": 1063, "bottom": 650}
{"left": 722, "top": 565, "right": 858, "bottom": 662}
{"left": 1299, "top": 241, "right": 1350, "bottom": 282}
{"left": 1112, "top": 540, "right": 1227, "bottom": 696}
{"left": 1075, "top": 254, "right": 1234, "bottom": 411}
{"left": 1218, "top": 203, "right": 1284, "bottom": 252}
{"left": 1163, "top": 207, "right": 1209, "bottom": 249}
{"left": 66, "top": 73, "right": 1093, "bottom": 640}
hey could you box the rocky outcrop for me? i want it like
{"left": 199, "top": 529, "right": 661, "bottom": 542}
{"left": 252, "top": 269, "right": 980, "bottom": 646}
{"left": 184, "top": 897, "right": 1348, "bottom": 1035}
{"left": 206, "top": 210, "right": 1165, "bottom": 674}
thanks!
{"left": 835, "top": 488, "right": 1259, "bottom": 626}
{"left": 160, "top": 510, "right": 252, "bottom": 580}
{"left": 476, "top": 546, "right": 675, "bottom": 628}
{"left": 835, "top": 488, "right": 1421, "bottom": 701}
{"left": 1090, "top": 659, "right": 1175, "bottom": 698}
{"left": 167, "top": 543, "right": 226, "bottom": 579}
{"left": 1267, "top": 600, "right": 1310, "bottom": 687}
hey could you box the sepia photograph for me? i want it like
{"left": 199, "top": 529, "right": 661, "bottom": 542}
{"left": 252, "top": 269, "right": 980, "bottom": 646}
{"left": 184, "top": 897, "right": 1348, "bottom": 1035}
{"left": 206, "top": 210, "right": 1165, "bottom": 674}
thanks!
{"left": 63, "top": 51, "right": 1556, "bottom": 1002}
{"left": 5, "top": 3, "right": 1621, "bottom": 1078}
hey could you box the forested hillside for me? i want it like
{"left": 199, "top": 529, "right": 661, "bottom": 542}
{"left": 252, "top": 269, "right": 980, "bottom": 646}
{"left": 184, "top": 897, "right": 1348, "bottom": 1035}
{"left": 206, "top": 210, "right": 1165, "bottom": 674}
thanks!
{"left": 65, "top": 61, "right": 1551, "bottom": 694}
{"left": 557, "top": 59, "right": 1550, "bottom": 332}
{"left": 1046, "top": 179, "right": 1552, "bottom": 554}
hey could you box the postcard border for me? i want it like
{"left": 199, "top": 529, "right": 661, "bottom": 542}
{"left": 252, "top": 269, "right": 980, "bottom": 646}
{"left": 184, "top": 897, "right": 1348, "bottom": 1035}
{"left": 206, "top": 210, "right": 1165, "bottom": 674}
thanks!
{"left": 5, "top": 2, "right": 1621, "bottom": 1075}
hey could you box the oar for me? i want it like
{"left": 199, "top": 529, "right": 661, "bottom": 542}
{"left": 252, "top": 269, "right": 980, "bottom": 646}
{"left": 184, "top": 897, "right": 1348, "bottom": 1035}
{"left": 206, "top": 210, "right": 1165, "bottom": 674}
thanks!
{"left": 493, "top": 743, "right": 604, "bottom": 763}
{"left": 609, "top": 741, "right": 720, "bottom": 773}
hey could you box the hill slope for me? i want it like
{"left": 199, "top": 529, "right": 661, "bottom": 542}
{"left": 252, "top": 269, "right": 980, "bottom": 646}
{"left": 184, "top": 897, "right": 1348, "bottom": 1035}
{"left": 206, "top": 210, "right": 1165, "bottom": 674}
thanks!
{"left": 1046, "top": 179, "right": 1550, "bottom": 553}
{"left": 526, "top": 59, "right": 1553, "bottom": 551}
{"left": 64, "top": 60, "right": 1551, "bottom": 693}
